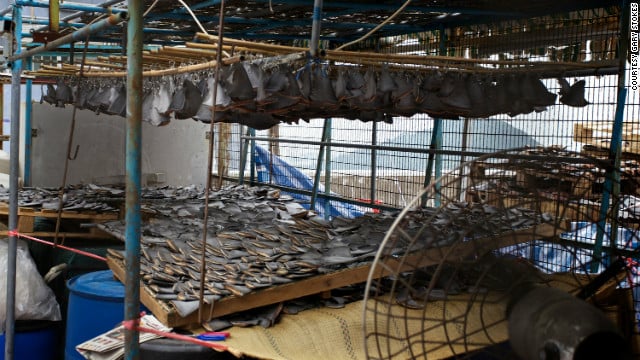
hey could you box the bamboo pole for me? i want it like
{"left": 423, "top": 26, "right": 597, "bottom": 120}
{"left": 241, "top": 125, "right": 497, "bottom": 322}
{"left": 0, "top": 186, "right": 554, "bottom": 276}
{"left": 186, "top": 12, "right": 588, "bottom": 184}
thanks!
{"left": 141, "top": 55, "right": 180, "bottom": 63}
{"left": 185, "top": 41, "right": 252, "bottom": 53}
{"left": 196, "top": 32, "right": 303, "bottom": 53}
{"left": 195, "top": 31, "right": 613, "bottom": 70}
{"left": 79, "top": 56, "right": 242, "bottom": 77}
{"left": 24, "top": 70, "right": 68, "bottom": 77}
{"left": 84, "top": 60, "right": 126, "bottom": 69}
{"left": 184, "top": 42, "right": 278, "bottom": 55}
{"left": 107, "top": 55, "right": 128, "bottom": 63}
{"left": 40, "top": 64, "right": 77, "bottom": 73}
{"left": 323, "top": 51, "right": 614, "bottom": 69}
{"left": 154, "top": 47, "right": 218, "bottom": 59}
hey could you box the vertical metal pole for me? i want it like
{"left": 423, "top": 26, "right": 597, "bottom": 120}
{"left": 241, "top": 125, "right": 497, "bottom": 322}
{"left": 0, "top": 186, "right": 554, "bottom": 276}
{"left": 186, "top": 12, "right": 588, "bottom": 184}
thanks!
{"left": 124, "top": 0, "right": 142, "bottom": 359}
{"left": 370, "top": 121, "right": 377, "bottom": 209}
{"left": 23, "top": 57, "right": 32, "bottom": 186}
{"left": 422, "top": 26, "right": 446, "bottom": 208}
{"left": 249, "top": 128, "right": 256, "bottom": 185}
{"left": 422, "top": 120, "right": 442, "bottom": 207}
{"left": 308, "top": 0, "right": 324, "bottom": 211}
{"left": 323, "top": 118, "right": 332, "bottom": 219}
{"left": 310, "top": 118, "right": 330, "bottom": 211}
{"left": 0, "top": 84, "right": 4, "bottom": 151}
{"left": 239, "top": 126, "right": 250, "bottom": 185}
{"left": 457, "top": 118, "right": 471, "bottom": 201}
{"left": 591, "top": 0, "right": 630, "bottom": 273}
{"left": 433, "top": 121, "right": 443, "bottom": 207}
{"left": 309, "top": 0, "right": 323, "bottom": 57}
{"left": 5, "top": 5, "right": 22, "bottom": 360}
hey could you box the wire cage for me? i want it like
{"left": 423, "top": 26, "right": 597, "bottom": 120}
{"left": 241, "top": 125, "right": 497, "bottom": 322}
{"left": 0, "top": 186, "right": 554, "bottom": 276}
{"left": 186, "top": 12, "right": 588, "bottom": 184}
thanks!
{"left": 363, "top": 147, "right": 640, "bottom": 359}
{"left": 214, "top": 5, "right": 636, "bottom": 214}
{"left": 2, "top": 1, "right": 636, "bottom": 359}
{"left": 206, "top": 3, "right": 640, "bottom": 358}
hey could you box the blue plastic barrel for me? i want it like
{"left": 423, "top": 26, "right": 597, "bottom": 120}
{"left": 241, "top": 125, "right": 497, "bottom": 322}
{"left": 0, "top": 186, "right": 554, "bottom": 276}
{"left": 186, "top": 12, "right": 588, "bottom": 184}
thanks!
{"left": 65, "top": 270, "right": 140, "bottom": 360}
{"left": 0, "top": 320, "right": 60, "bottom": 360}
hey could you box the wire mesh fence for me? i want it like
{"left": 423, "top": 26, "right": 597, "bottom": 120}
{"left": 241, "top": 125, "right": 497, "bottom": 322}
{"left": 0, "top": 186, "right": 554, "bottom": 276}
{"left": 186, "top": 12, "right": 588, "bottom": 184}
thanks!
{"left": 213, "top": 5, "right": 635, "bottom": 216}
{"left": 209, "top": 5, "right": 639, "bottom": 355}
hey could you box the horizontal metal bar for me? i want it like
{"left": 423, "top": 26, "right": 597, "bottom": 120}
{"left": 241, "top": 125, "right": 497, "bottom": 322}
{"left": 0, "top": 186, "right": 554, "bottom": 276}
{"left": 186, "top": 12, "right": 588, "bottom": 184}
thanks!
{"left": 9, "top": 12, "right": 128, "bottom": 62}
{"left": 0, "top": 16, "right": 86, "bottom": 28}
{"left": 32, "top": 0, "right": 125, "bottom": 33}
{"left": 243, "top": 135, "right": 443, "bottom": 154}
{"left": 242, "top": 135, "right": 612, "bottom": 166}
{"left": 2, "top": 16, "right": 183, "bottom": 36}
{"left": 15, "top": 0, "right": 127, "bottom": 14}
{"left": 61, "top": 0, "right": 125, "bottom": 22}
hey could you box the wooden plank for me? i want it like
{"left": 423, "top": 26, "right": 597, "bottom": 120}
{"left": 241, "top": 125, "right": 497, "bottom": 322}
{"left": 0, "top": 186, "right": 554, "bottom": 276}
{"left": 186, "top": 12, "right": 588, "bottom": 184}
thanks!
{"left": 108, "top": 222, "right": 560, "bottom": 328}
{"left": 573, "top": 122, "right": 640, "bottom": 154}
{"left": 467, "top": 189, "right": 604, "bottom": 222}
{"left": 0, "top": 230, "right": 115, "bottom": 239}
{"left": 0, "top": 205, "right": 118, "bottom": 220}
{"left": 17, "top": 215, "right": 35, "bottom": 232}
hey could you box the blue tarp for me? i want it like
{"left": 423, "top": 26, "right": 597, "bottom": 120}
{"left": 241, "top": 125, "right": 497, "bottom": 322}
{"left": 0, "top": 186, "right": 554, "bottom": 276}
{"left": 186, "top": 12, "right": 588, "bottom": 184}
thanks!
{"left": 253, "top": 145, "right": 366, "bottom": 219}
{"left": 500, "top": 222, "right": 639, "bottom": 273}
{"left": 500, "top": 222, "right": 640, "bottom": 327}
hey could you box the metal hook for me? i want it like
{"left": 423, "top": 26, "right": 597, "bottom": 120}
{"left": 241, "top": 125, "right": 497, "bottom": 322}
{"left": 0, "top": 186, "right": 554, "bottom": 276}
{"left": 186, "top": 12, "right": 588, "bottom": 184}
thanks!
{"left": 68, "top": 145, "right": 80, "bottom": 160}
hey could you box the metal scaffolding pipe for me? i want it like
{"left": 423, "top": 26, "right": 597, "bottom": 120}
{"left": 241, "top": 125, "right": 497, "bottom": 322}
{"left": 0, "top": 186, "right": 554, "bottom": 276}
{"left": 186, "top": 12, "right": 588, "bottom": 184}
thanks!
{"left": 15, "top": 0, "right": 127, "bottom": 15}
{"left": 124, "top": 0, "right": 143, "bottom": 358}
{"left": 24, "top": 58, "right": 33, "bottom": 186}
{"left": 8, "top": 11, "right": 128, "bottom": 61}
{"left": 61, "top": 0, "right": 125, "bottom": 22}
{"left": 0, "top": 16, "right": 88, "bottom": 28}
{"left": 309, "top": 0, "right": 323, "bottom": 57}
{"left": 4, "top": 5, "right": 22, "bottom": 359}
{"left": 591, "top": 0, "right": 630, "bottom": 273}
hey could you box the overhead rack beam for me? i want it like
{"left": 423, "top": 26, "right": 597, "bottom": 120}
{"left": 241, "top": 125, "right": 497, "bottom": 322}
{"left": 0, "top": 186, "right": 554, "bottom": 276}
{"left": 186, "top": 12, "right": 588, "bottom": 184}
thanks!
{"left": 15, "top": 0, "right": 127, "bottom": 15}
{"left": 5, "top": 6, "right": 22, "bottom": 359}
{"left": 8, "top": 12, "right": 128, "bottom": 62}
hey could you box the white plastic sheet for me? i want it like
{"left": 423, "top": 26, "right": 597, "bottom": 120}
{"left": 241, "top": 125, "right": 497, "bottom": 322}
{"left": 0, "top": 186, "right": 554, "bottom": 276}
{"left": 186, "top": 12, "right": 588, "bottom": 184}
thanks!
{"left": 0, "top": 239, "right": 61, "bottom": 331}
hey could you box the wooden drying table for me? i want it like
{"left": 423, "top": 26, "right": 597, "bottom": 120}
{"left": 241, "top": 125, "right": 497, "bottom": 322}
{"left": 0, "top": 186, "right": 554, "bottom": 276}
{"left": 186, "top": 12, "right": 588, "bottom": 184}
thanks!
{"left": 0, "top": 204, "right": 119, "bottom": 239}
{"left": 107, "top": 222, "right": 560, "bottom": 328}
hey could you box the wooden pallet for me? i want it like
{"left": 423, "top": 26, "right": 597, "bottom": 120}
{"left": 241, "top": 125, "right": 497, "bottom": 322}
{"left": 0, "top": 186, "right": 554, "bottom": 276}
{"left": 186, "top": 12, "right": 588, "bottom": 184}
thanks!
{"left": 466, "top": 189, "right": 603, "bottom": 223}
{"left": 580, "top": 145, "right": 640, "bottom": 161}
{"left": 0, "top": 204, "right": 119, "bottom": 239}
{"left": 107, "top": 222, "right": 560, "bottom": 328}
{"left": 574, "top": 122, "right": 640, "bottom": 154}
{"left": 470, "top": 161, "right": 599, "bottom": 200}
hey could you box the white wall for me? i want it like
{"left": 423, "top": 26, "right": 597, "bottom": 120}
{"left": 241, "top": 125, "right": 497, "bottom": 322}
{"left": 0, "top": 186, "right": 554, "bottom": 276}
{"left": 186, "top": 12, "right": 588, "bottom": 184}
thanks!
{"left": 30, "top": 103, "right": 212, "bottom": 187}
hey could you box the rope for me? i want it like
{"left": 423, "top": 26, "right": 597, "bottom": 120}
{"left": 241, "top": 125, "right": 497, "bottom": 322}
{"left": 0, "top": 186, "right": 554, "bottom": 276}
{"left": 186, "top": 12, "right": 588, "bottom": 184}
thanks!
{"left": 8, "top": 229, "right": 107, "bottom": 262}
{"left": 122, "top": 315, "right": 229, "bottom": 351}
{"left": 177, "top": 0, "right": 209, "bottom": 37}
{"left": 143, "top": 0, "right": 160, "bottom": 17}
